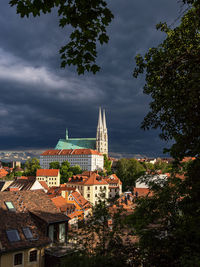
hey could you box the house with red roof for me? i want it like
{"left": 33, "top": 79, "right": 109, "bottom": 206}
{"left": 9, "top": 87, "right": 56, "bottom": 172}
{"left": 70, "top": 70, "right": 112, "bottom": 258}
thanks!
{"left": 104, "top": 174, "right": 122, "bottom": 198}
{"left": 66, "top": 171, "right": 109, "bottom": 205}
{"left": 36, "top": 169, "right": 60, "bottom": 188}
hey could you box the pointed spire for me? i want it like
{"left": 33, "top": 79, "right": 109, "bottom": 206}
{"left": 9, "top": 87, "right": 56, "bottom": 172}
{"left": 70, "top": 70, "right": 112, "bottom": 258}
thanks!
{"left": 103, "top": 109, "right": 107, "bottom": 130}
{"left": 97, "top": 107, "right": 103, "bottom": 129}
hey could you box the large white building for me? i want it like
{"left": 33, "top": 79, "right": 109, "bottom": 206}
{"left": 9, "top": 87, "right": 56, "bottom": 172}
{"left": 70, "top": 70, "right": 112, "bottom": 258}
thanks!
{"left": 40, "top": 149, "right": 104, "bottom": 171}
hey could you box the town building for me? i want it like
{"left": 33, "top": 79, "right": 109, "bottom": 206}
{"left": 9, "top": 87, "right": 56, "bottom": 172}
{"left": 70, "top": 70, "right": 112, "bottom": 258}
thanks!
{"left": 36, "top": 169, "right": 60, "bottom": 187}
{"left": 47, "top": 185, "right": 92, "bottom": 226}
{"left": 66, "top": 171, "right": 110, "bottom": 206}
{"left": 104, "top": 174, "right": 122, "bottom": 198}
{"left": 55, "top": 107, "right": 108, "bottom": 155}
{"left": 40, "top": 149, "right": 104, "bottom": 171}
{"left": 0, "top": 190, "right": 68, "bottom": 267}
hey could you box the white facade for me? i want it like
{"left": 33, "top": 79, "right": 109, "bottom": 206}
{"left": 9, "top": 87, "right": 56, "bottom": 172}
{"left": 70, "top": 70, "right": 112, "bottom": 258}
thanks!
{"left": 40, "top": 149, "right": 104, "bottom": 171}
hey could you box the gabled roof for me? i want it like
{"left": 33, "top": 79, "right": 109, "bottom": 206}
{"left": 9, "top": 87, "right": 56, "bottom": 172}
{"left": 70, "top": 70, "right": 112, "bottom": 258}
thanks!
{"left": 105, "top": 174, "right": 122, "bottom": 185}
{"left": 5, "top": 177, "right": 43, "bottom": 191}
{"left": 39, "top": 181, "right": 49, "bottom": 191}
{"left": 36, "top": 169, "right": 59, "bottom": 177}
{"left": 51, "top": 196, "right": 75, "bottom": 212}
{"left": 0, "top": 190, "right": 68, "bottom": 253}
{"left": 84, "top": 173, "right": 108, "bottom": 185}
{"left": 41, "top": 149, "right": 102, "bottom": 156}
{"left": 70, "top": 191, "right": 91, "bottom": 209}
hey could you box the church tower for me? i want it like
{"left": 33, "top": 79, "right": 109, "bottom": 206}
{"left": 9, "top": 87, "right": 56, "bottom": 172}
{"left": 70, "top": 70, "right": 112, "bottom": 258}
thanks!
{"left": 96, "top": 107, "right": 108, "bottom": 155}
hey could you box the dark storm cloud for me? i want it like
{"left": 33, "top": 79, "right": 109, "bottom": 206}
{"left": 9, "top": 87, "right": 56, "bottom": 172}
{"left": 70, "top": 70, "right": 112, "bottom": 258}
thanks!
{"left": 0, "top": 0, "right": 181, "bottom": 156}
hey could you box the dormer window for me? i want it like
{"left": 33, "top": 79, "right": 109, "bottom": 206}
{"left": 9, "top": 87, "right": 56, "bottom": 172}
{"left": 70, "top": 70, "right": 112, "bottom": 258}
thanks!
{"left": 5, "top": 201, "right": 15, "bottom": 211}
{"left": 22, "top": 227, "right": 33, "bottom": 240}
{"left": 6, "top": 229, "right": 20, "bottom": 242}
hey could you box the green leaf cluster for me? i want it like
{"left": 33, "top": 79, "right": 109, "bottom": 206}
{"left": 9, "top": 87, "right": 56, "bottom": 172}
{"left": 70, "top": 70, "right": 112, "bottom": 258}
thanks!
{"left": 116, "top": 158, "right": 145, "bottom": 190}
{"left": 49, "top": 160, "right": 82, "bottom": 183}
{"left": 9, "top": 0, "right": 113, "bottom": 74}
{"left": 24, "top": 157, "right": 41, "bottom": 176}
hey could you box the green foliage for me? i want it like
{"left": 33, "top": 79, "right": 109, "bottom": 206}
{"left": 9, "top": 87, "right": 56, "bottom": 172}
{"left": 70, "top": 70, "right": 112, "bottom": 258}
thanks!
{"left": 103, "top": 154, "right": 112, "bottom": 175}
{"left": 24, "top": 157, "right": 40, "bottom": 176}
{"left": 9, "top": 0, "right": 113, "bottom": 75}
{"left": 14, "top": 171, "right": 22, "bottom": 177}
{"left": 66, "top": 198, "right": 137, "bottom": 267}
{"left": 131, "top": 2, "right": 200, "bottom": 265}
{"left": 154, "top": 159, "right": 172, "bottom": 173}
{"left": 134, "top": 4, "right": 200, "bottom": 160}
{"left": 49, "top": 161, "right": 82, "bottom": 183}
{"left": 116, "top": 158, "right": 145, "bottom": 190}
{"left": 49, "top": 161, "right": 60, "bottom": 169}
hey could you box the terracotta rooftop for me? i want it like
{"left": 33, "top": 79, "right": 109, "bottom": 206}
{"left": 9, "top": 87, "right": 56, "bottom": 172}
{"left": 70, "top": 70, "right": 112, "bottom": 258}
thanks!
{"left": 51, "top": 196, "right": 75, "bottom": 212}
{"left": 41, "top": 149, "right": 102, "bottom": 156}
{"left": 105, "top": 174, "right": 122, "bottom": 185}
{"left": 5, "top": 177, "right": 37, "bottom": 191}
{"left": 0, "top": 190, "right": 68, "bottom": 253}
{"left": 71, "top": 191, "right": 91, "bottom": 209}
{"left": 39, "top": 181, "right": 49, "bottom": 191}
{"left": 36, "top": 169, "right": 59, "bottom": 177}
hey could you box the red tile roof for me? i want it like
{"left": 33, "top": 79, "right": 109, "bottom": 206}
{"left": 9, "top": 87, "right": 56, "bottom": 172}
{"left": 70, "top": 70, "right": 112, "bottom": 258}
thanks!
{"left": 51, "top": 196, "right": 75, "bottom": 212}
{"left": 41, "top": 149, "right": 102, "bottom": 156}
{"left": 0, "top": 190, "right": 68, "bottom": 252}
{"left": 39, "top": 181, "right": 49, "bottom": 191}
{"left": 36, "top": 169, "right": 59, "bottom": 176}
{"left": 71, "top": 191, "right": 91, "bottom": 209}
{"left": 134, "top": 188, "right": 153, "bottom": 197}
{"left": 105, "top": 174, "right": 122, "bottom": 185}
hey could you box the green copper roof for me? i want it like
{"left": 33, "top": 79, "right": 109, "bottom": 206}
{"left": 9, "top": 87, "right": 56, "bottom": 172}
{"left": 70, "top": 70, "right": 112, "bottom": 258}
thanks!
{"left": 55, "top": 138, "right": 96, "bottom": 150}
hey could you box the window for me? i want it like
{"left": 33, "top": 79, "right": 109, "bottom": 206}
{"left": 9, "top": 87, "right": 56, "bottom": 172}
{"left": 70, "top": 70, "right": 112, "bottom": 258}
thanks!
{"left": 5, "top": 201, "right": 15, "bottom": 211}
{"left": 29, "top": 250, "right": 37, "bottom": 262}
{"left": 48, "top": 225, "right": 54, "bottom": 242}
{"left": 6, "top": 230, "right": 20, "bottom": 242}
{"left": 59, "top": 223, "right": 66, "bottom": 243}
{"left": 95, "top": 186, "right": 97, "bottom": 190}
{"left": 87, "top": 194, "right": 90, "bottom": 198}
{"left": 88, "top": 187, "right": 90, "bottom": 190}
{"left": 22, "top": 227, "right": 33, "bottom": 240}
{"left": 14, "top": 253, "right": 23, "bottom": 266}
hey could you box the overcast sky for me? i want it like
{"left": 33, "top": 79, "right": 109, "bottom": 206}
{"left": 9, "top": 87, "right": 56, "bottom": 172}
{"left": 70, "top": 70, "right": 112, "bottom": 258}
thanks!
{"left": 0, "top": 0, "right": 183, "bottom": 157}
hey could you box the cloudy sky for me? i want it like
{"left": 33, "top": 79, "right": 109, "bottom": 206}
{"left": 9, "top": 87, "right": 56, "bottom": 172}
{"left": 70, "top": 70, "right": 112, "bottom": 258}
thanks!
{"left": 0, "top": 0, "right": 183, "bottom": 157}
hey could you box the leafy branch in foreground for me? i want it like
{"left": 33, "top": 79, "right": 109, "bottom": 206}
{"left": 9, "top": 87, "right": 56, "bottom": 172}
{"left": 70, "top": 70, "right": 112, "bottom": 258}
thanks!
{"left": 9, "top": 0, "right": 113, "bottom": 74}
{"left": 134, "top": 4, "right": 200, "bottom": 160}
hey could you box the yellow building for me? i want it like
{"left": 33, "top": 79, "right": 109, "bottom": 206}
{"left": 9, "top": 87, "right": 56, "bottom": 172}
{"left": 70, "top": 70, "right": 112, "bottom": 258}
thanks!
{"left": 0, "top": 190, "right": 69, "bottom": 267}
{"left": 36, "top": 169, "right": 60, "bottom": 187}
{"left": 66, "top": 171, "right": 109, "bottom": 206}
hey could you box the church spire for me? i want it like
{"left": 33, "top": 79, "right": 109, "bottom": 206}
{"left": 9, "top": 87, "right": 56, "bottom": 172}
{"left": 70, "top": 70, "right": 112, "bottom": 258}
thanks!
{"left": 103, "top": 109, "right": 107, "bottom": 130}
{"left": 97, "top": 107, "right": 103, "bottom": 129}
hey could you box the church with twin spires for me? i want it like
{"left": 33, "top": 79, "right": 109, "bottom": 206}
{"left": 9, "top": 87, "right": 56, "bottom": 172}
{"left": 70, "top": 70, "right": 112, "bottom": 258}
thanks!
{"left": 55, "top": 107, "right": 108, "bottom": 155}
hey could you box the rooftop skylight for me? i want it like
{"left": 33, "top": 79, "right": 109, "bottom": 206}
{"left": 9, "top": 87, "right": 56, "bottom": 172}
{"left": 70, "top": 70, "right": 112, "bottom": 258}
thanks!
{"left": 6, "top": 229, "right": 20, "bottom": 242}
{"left": 22, "top": 227, "right": 33, "bottom": 240}
{"left": 5, "top": 201, "right": 16, "bottom": 211}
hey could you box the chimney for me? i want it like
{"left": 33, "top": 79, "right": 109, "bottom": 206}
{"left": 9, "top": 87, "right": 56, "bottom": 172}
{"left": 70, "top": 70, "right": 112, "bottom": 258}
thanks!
{"left": 9, "top": 187, "right": 19, "bottom": 191}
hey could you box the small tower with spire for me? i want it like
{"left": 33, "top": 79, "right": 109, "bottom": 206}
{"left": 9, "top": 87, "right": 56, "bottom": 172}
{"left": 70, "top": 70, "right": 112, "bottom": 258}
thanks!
{"left": 96, "top": 107, "right": 108, "bottom": 155}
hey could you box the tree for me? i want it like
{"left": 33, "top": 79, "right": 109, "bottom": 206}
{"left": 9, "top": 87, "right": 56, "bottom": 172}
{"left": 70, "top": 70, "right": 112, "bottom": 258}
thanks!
{"left": 116, "top": 158, "right": 145, "bottom": 190}
{"left": 103, "top": 154, "right": 112, "bottom": 175}
{"left": 24, "top": 157, "right": 40, "bottom": 176}
{"left": 130, "top": 2, "right": 200, "bottom": 265}
{"left": 49, "top": 161, "right": 60, "bottom": 169}
{"left": 69, "top": 165, "right": 82, "bottom": 175}
{"left": 133, "top": 3, "right": 200, "bottom": 161}
{"left": 9, "top": 0, "right": 113, "bottom": 75}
